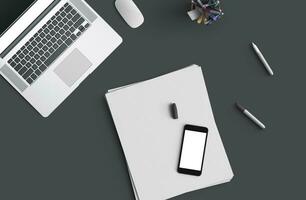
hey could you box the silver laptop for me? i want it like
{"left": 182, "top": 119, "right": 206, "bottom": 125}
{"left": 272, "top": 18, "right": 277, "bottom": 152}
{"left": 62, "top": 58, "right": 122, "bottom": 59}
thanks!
{"left": 0, "top": 0, "right": 122, "bottom": 117}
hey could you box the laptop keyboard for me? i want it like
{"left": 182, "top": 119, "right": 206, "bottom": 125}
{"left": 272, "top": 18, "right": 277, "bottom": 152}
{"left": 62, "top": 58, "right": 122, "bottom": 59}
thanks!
{"left": 7, "top": 3, "right": 90, "bottom": 85}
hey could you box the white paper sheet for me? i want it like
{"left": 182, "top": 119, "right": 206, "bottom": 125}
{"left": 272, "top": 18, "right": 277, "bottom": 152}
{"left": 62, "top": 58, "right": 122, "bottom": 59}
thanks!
{"left": 106, "top": 65, "right": 234, "bottom": 200}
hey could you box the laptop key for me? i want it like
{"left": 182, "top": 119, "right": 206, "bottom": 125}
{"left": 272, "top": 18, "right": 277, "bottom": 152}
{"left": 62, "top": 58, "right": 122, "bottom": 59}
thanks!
{"left": 10, "top": 61, "right": 17, "bottom": 68}
{"left": 39, "top": 64, "right": 47, "bottom": 72}
{"left": 65, "top": 31, "right": 72, "bottom": 37}
{"left": 42, "top": 39, "right": 48, "bottom": 45}
{"left": 38, "top": 50, "right": 44, "bottom": 56}
{"left": 43, "top": 46, "right": 48, "bottom": 51}
{"left": 69, "top": 26, "right": 76, "bottom": 33}
{"left": 52, "top": 20, "right": 58, "bottom": 26}
{"left": 19, "top": 53, "right": 25, "bottom": 59}
{"left": 49, "top": 47, "right": 55, "bottom": 54}
{"left": 15, "top": 64, "right": 22, "bottom": 71}
{"left": 45, "top": 43, "right": 67, "bottom": 67}
{"left": 35, "top": 37, "right": 41, "bottom": 43}
{"left": 23, "top": 48, "right": 29, "bottom": 55}
{"left": 32, "top": 64, "right": 38, "bottom": 70}
{"left": 65, "top": 5, "right": 72, "bottom": 13}
{"left": 54, "top": 26, "right": 60, "bottom": 32}
{"left": 61, "top": 35, "right": 67, "bottom": 41}
{"left": 23, "top": 69, "right": 33, "bottom": 79}
{"left": 48, "top": 24, "right": 54, "bottom": 30}
{"left": 51, "top": 37, "right": 57, "bottom": 43}
{"left": 44, "top": 28, "right": 50, "bottom": 34}
{"left": 35, "top": 69, "right": 42, "bottom": 76}
{"left": 71, "top": 9, "right": 77, "bottom": 15}
{"left": 31, "top": 73, "right": 37, "bottom": 80}
{"left": 72, "top": 14, "right": 80, "bottom": 22}
{"left": 29, "top": 51, "right": 35, "bottom": 57}
{"left": 39, "top": 32, "right": 45, "bottom": 38}
{"left": 18, "top": 67, "right": 27, "bottom": 75}
{"left": 55, "top": 33, "right": 61, "bottom": 39}
{"left": 67, "top": 20, "right": 73, "bottom": 27}
{"left": 59, "top": 29, "right": 65, "bottom": 35}
{"left": 50, "top": 30, "right": 56, "bottom": 36}
{"left": 30, "top": 58, "right": 36, "bottom": 64}
{"left": 26, "top": 62, "right": 32, "bottom": 68}
{"left": 65, "top": 38, "right": 73, "bottom": 46}
{"left": 74, "top": 18, "right": 84, "bottom": 28}
{"left": 63, "top": 18, "right": 68, "bottom": 24}
{"left": 70, "top": 34, "right": 77, "bottom": 41}
{"left": 64, "top": 25, "right": 69, "bottom": 31}
{"left": 58, "top": 22, "right": 64, "bottom": 27}
{"left": 25, "top": 55, "right": 31, "bottom": 61}
{"left": 79, "top": 26, "right": 85, "bottom": 32}
{"left": 33, "top": 47, "right": 39, "bottom": 52}
{"left": 44, "top": 52, "right": 50, "bottom": 58}
{"left": 34, "top": 54, "right": 40, "bottom": 60}
{"left": 46, "top": 34, "right": 52, "bottom": 40}
{"left": 41, "top": 56, "right": 46, "bottom": 62}
{"left": 47, "top": 41, "right": 52, "bottom": 48}
{"left": 26, "top": 78, "right": 33, "bottom": 84}
{"left": 36, "top": 60, "right": 42, "bottom": 66}
{"left": 56, "top": 16, "right": 62, "bottom": 21}
{"left": 21, "top": 59, "right": 27, "bottom": 65}
{"left": 67, "top": 13, "right": 73, "bottom": 20}
{"left": 57, "top": 39, "right": 63, "bottom": 45}
{"left": 37, "top": 43, "right": 43, "bottom": 49}
{"left": 30, "top": 42, "right": 36, "bottom": 50}
{"left": 60, "top": 12, "right": 66, "bottom": 18}
{"left": 53, "top": 43, "right": 59, "bottom": 50}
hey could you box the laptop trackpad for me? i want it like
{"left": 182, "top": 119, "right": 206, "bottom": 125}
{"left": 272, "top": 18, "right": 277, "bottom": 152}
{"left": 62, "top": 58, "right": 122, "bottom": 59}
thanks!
{"left": 54, "top": 49, "right": 92, "bottom": 87}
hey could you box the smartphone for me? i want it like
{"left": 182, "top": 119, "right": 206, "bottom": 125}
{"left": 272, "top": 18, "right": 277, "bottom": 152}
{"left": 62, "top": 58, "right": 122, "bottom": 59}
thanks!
{"left": 177, "top": 125, "right": 208, "bottom": 176}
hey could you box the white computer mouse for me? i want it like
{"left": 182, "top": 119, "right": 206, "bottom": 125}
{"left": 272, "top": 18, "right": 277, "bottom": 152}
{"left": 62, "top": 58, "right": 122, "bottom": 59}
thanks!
{"left": 115, "top": 0, "right": 144, "bottom": 28}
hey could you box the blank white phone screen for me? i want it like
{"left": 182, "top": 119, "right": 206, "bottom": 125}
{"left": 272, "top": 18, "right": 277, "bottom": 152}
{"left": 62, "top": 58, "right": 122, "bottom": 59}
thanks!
{"left": 179, "top": 130, "right": 207, "bottom": 171}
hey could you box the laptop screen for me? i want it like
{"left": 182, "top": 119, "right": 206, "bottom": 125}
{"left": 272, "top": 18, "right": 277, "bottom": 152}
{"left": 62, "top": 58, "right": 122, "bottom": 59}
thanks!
{"left": 0, "top": 0, "right": 36, "bottom": 36}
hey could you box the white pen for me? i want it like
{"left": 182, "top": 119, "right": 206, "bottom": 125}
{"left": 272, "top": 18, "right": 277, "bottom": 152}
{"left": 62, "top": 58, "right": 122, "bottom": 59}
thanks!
{"left": 252, "top": 42, "right": 274, "bottom": 76}
{"left": 236, "top": 102, "right": 266, "bottom": 129}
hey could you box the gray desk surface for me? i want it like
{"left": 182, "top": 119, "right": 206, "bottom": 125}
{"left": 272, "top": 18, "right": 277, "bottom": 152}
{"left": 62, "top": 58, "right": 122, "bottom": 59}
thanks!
{"left": 0, "top": 0, "right": 305, "bottom": 199}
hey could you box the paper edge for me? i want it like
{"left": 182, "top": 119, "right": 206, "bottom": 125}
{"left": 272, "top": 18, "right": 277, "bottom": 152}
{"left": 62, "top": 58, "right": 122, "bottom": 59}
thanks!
{"left": 106, "top": 64, "right": 201, "bottom": 94}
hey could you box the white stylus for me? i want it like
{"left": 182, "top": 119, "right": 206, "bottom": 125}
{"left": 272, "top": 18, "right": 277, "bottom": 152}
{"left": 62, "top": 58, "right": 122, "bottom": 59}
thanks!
{"left": 236, "top": 102, "right": 266, "bottom": 129}
{"left": 252, "top": 42, "right": 274, "bottom": 76}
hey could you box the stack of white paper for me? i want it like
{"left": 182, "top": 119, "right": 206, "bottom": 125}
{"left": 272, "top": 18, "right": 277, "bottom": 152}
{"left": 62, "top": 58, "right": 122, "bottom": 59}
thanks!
{"left": 106, "top": 65, "right": 234, "bottom": 200}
